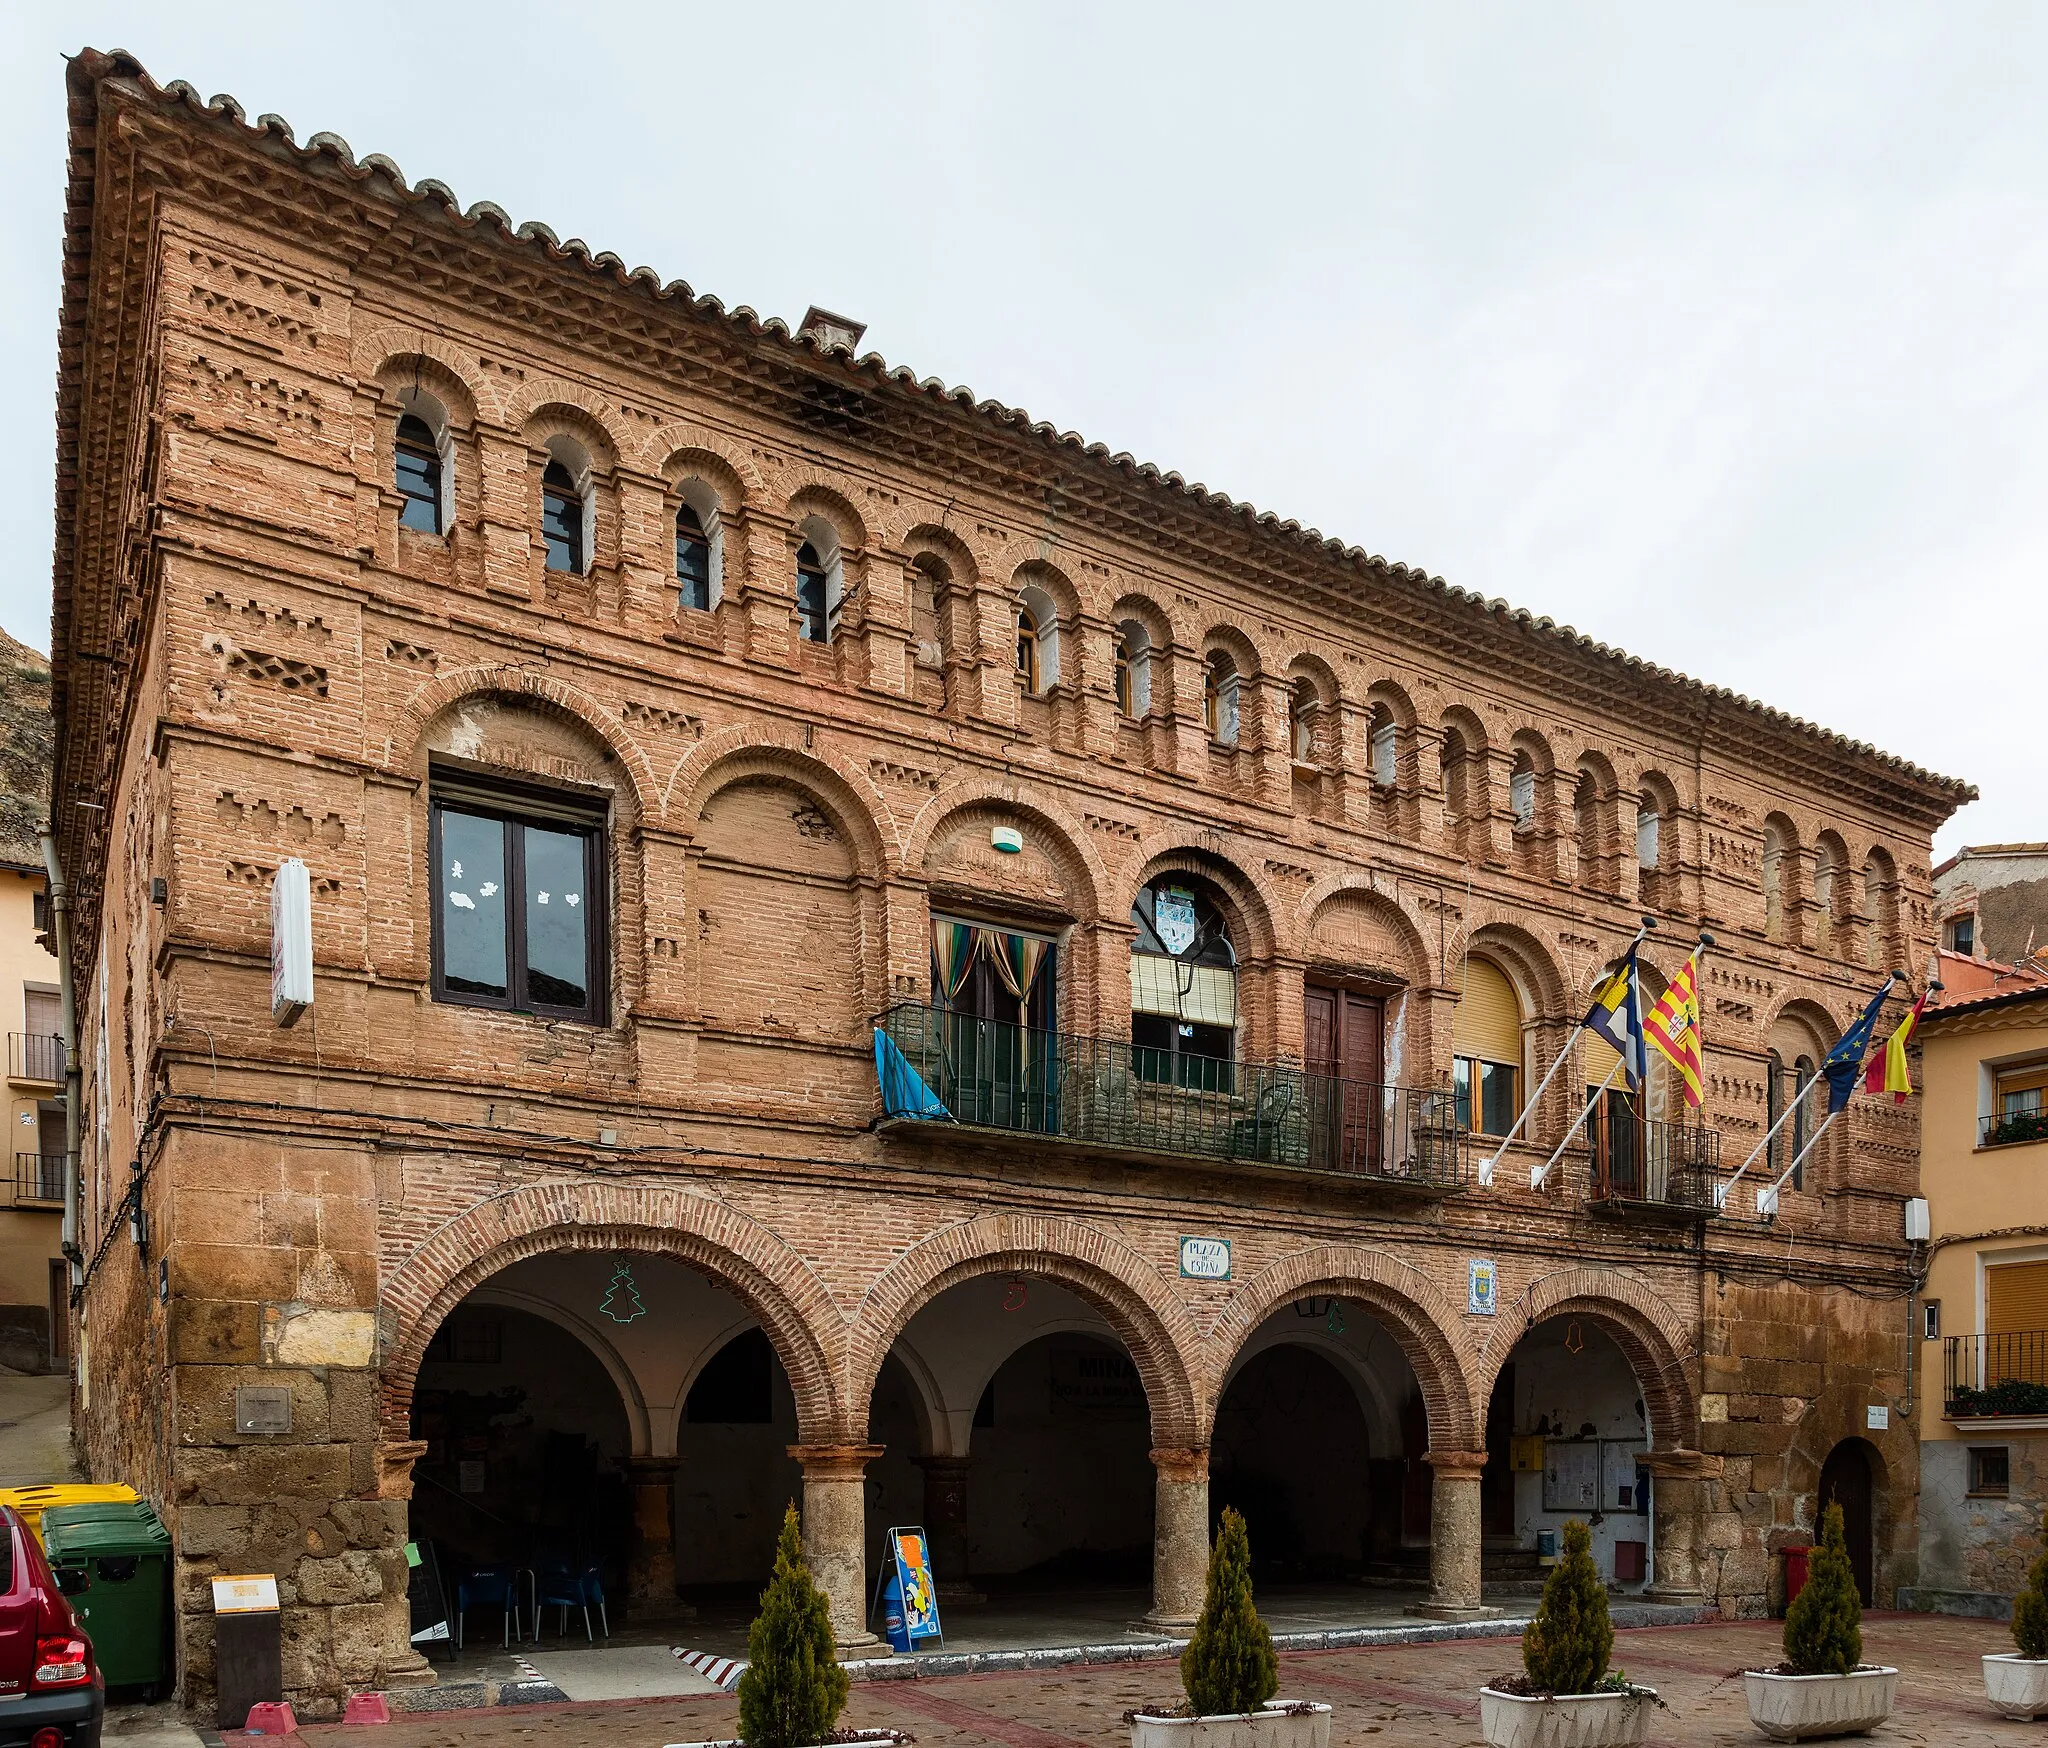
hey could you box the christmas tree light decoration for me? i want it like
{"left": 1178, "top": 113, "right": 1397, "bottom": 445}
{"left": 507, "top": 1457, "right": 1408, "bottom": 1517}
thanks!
{"left": 599, "top": 1256, "right": 646, "bottom": 1324}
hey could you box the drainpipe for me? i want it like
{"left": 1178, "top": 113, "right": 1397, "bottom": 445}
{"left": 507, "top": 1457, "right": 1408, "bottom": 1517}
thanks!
{"left": 38, "top": 831, "right": 82, "bottom": 1312}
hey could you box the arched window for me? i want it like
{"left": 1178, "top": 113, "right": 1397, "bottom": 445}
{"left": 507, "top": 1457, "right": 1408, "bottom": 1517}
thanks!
{"left": 1370, "top": 705, "right": 1398, "bottom": 789}
{"left": 1015, "top": 601, "right": 1042, "bottom": 691}
{"left": 1574, "top": 771, "right": 1606, "bottom": 888}
{"left": 1115, "top": 620, "right": 1152, "bottom": 718}
{"left": 795, "top": 542, "right": 831, "bottom": 643}
{"left": 1814, "top": 839, "right": 1843, "bottom": 953}
{"left": 1130, "top": 878, "right": 1238, "bottom": 1092}
{"left": 1762, "top": 819, "right": 1789, "bottom": 942}
{"left": 1510, "top": 752, "right": 1537, "bottom": 830}
{"left": 1636, "top": 802, "right": 1661, "bottom": 870}
{"left": 675, "top": 504, "right": 713, "bottom": 611}
{"left": 1205, "top": 652, "right": 1241, "bottom": 746}
{"left": 1452, "top": 956, "right": 1522, "bottom": 1135}
{"left": 541, "top": 459, "right": 584, "bottom": 574}
{"left": 395, "top": 412, "right": 444, "bottom": 534}
{"left": 1791, "top": 1053, "right": 1817, "bottom": 1189}
{"left": 1289, "top": 680, "right": 1318, "bottom": 763}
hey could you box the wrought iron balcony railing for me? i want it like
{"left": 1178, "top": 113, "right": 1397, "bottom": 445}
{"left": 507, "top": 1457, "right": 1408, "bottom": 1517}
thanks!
{"left": 1587, "top": 1106, "right": 1724, "bottom": 1215}
{"left": 11, "top": 1154, "right": 63, "bottom": 1206}
{"left": 1982, "top": 1109, "right": 2048, "bottom": 1149}
{"left": 875, "top": 1001, "right": 1466, "bottom": 1190}
{"left": 1946, "top": 1331, "right": 2048, "bottom": 1418}
{"left": 6, "top": 1033, "right": 63, "bottom": 1085}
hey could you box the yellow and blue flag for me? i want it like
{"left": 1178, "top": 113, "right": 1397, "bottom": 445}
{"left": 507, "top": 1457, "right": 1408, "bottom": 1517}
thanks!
{"left": 1644, "top": 952, "right": 1705, "bottom": 1108}
{"left": 1583, "top": 949, "right": 1646, "bottom": 1090}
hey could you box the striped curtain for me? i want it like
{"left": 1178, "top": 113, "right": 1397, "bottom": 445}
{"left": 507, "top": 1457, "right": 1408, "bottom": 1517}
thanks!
{"left": 931, "top": 920, "right": 980, "bottom": 1003}
{"left": 979, "top": 929, "right": 1050, "bottom": 1006}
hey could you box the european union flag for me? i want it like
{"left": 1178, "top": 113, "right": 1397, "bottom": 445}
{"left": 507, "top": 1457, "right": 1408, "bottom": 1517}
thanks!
{"left": 1821, "top": 980, "right": 1895, "bottom": 1114}
{"left": 1582, "top": 948, "right": 1646, "bottom": 1091}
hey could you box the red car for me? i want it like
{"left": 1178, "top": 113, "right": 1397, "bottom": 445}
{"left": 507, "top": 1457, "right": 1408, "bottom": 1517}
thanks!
{"left": 0, "top": 1506, "right": 102, "bottom": 1747}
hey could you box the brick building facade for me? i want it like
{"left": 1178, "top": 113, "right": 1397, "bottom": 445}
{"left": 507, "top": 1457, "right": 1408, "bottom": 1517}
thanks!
{"left": 48, "top": 52, "right": 1970, "bottom": 1715}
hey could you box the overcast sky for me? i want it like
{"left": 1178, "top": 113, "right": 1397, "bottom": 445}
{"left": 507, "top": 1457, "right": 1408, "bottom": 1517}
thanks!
{"left": 3, "top": 3, "right": 2042, "bottom": 857}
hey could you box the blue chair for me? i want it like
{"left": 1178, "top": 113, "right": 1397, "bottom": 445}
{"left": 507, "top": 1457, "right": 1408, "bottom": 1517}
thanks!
{"left": 536, "top": 1561, "right": 610, "bottom": 1641}
{"left": 454, "top": 1564, "right": 523, "bottom": 1650}
{"left": 579, "top": 1564, "right": 610, "bottom": 1640}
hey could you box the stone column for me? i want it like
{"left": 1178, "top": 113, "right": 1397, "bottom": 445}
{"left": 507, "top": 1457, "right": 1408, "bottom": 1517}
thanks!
{"left": 790, "top": 1444, "right": 885, "bottom": 1653}
{"left": 915, "top": 1456, "right": 984, "bottom": 1603}
{"left": 1143, "top": 1446, "right": 1210, "bottom": 1631}
{"left": 626, "top": 1457, "right": 681, "bottom": 1604}
{"left": 374, "top": 1440, "right": 435, "bottom": 1689}
{"left": 1639, "top": 1449, "right": 1720, "bottom": 1604}
{"left": 1410, "top": 1450, "right": 1496, "bottom": 1620}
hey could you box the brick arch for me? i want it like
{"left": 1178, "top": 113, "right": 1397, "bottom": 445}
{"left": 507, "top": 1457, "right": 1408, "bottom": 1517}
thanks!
{"left": 380, "top": 1181, "right": 845, "bottom": 1444}
{"left": 848, "top": 1215, "right": 1203, "bottom": 1448}
{"left": 1129, "top": 831, "right": 1293, "bottom": 963}
{"left": 350, "top": 324, "right": 493, "bottom": 421}
{"left": 501, "top": 376, "right": 634, "bottom": 461}
{"left": 631, "top": 419, "right": 766, "bottom": 495}
{"left": 1295, "top": 874, "right": 1439, "bottom": 988}
{"left": 665, "top": 725, "right": 900, "bottom": 882}
{"left": 1476, "top": 1267, "right": 1699, "bottom": 1452}
{"left": 900, "top": 779, "right": 1112, "bottom": 923}
{"left": 384, "top": 665, "right": 664, "bottom": 827}
{"left": 1211, "top": 1245, "right": 1479, "bottom": 1449}
{"left": 781, "top": 475, "right": 871, "bottom": 552}
{"left": 1454, "top": 915, "right": 1573, "bottom": 1018}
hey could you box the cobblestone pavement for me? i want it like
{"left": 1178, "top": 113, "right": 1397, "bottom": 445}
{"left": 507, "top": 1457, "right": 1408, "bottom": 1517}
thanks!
{"left": 254, "top": 1613, "right": 2044, "bottom": 1748}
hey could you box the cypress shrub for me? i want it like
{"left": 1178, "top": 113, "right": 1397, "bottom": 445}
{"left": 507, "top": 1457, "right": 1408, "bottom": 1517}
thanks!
{"left": 1784, "top": 1501, "right": 1862, "bottom": 1676}
{"left": 2014, "top": 1510, "right": 2048, "bottom": 1659}
{"left": 738, "top": 1501, "right": 850, "bottom": 1748}
{"left": 1181, "top": 1507, "right": 1278, "bottom": 1716}
{"left": 1521, "top": 1518, "right": 1614, "bottom": 1694}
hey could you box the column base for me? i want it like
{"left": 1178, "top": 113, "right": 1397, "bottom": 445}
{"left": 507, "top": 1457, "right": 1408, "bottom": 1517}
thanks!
{"left": 1405, "top": 1601, "right": 1502, "bottom": 1621}
{"left": 837, "top": 1629, "right": 888, "bottom": 1657}
{"left": 1133, "top": 1613, "right": 1197, "bottom": 1636}
{"left": 1641, "top": 1585, "right": 1708, "bottom": 1608}
{"left": 378, "top": 1649, "right": 438, "bottom": 1689}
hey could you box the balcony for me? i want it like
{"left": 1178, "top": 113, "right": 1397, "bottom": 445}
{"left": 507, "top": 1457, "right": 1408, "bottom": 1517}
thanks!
{"left": 1586, "top": 1108, "right": 1724, "bottom": 1219}
{"left": 874, "top": 1002, "right": 1467, "bottom": 1193}
{"left": 6, "top": 1033, "right": 63, "bottom": 1086}
{"left": 1982, "top": 1110, "right": 2048, "bottom": 1149}
{"left": 11, "top": 1154, "right": 63, "bottom": 1208}
{"left": 1946, "top": 1331, "right": 2048, "bottom": 1420}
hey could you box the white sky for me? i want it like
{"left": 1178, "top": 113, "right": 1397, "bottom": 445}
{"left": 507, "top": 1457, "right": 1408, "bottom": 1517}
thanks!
{"left": 3, "top": 3, "right": 2042, "bottom": 858}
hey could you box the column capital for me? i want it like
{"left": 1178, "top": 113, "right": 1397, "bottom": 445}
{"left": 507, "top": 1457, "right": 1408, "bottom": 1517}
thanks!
{"left": 627, "top": 1455, "right": 682, "bottom": 1481}
{"left": 1423, "top": 1448, "right": 1490, "bottom": 1474}
{"left": 1149, "top": 1446, "right": 1210, "bottom": 1483}
{"left": 1639, "top": 1448, "right": 1724, "bottom": 1480}
{"left": 788, "top": 1442, "right": 884, "bottom": 1480}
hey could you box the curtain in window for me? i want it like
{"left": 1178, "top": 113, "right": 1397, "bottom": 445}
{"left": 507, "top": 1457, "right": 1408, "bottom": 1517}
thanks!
{"left": 981, "top": 930, "right": 1051, "bottom": 1006}
{"left": 932, "top": 920, "right": 1053, "bottom": 1008}
{"left": 932, "top": 921, "right": 980, "bottom": 1002}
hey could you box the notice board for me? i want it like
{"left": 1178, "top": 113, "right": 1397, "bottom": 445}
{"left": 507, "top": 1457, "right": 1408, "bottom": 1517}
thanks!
{"left": 1542, "top": 1439, "right": 1600, "bottom": 1513}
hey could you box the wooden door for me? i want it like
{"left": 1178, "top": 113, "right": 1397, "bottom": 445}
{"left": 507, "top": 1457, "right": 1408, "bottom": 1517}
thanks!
{"left": 1818, "top": 1441, "right": 1874, "bottom": 1605}
{"left": 1306, "top": 987, "right": 1384, "bottom": 1172}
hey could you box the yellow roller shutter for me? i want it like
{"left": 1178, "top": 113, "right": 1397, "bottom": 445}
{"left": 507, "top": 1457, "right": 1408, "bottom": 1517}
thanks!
{"left": 1130, "top": 956, "right": 1240, "bottom": 1027}
{"left": 1454, "top": 957, "right": 1523, "bottom": 1066}
{"left": 1986, "top": 1261, "right": 2048, "bottom": 1337}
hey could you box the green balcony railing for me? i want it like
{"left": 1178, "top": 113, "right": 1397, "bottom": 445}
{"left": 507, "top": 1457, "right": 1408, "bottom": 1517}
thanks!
{"left": 875, "top": 1001, "right": 1467, "bottom": 1190}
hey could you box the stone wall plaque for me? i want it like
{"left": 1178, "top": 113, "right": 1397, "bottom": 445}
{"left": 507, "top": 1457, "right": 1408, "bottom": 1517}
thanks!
{"left": 233, "top": 1387, "right": 291, "bottom": 1435}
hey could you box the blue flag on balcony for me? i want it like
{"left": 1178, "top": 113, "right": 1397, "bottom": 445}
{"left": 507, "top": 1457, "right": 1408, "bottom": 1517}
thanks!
{"left": 874, "top": 1029, "right": 952, "bottom": 1121}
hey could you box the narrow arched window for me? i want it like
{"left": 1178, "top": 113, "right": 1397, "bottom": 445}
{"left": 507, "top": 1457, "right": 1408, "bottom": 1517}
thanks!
{"left": 676, "top": 504, "right": 712, "bottom": 612}
{"left": 542, "top": 460, "right": 583, "bottom": 574}
{"left": 1510, "top": 754, "right": 1537, "bottom": 829}
{"left": 1762, "top": 823, "right": 1786, "bottom": 941}
{"left": 1289, "top": 682, "right": 1317, "bottom": 763}
{"left": 1115, "top": 621, "right": 1151, "bottom": 718}
{"left": 395, "top": 414, "right": 443, "bottom": 534}
{"left": 1205, "top": 653, "right": 1240, "bottom": 746}
{"left": 1637, "top": 804, "right": 1661, "bottom": 870}
{"left": 1370, "top": 706, "right": 1398, "bottom": 788}
{"left": 795, "top": 542, "right": 831, "bottom": 643}
{"left": 1016, "top": 603, "right": 1042, "bottom": 691}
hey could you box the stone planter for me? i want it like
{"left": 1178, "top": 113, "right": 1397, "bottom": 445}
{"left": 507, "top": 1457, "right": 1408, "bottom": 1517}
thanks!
{"left": 1128, "top": 1700, "right": 1332, "bottom": 1748}
{"left": 1476, "top": 1686, "right": 1655, "bottom": 1748}
{"left": 1985, "top": 1654, "right": 2048, "bottom": 1720}
{"left": 1742, "top": 1667, "right": 1898, "bottom": 1741}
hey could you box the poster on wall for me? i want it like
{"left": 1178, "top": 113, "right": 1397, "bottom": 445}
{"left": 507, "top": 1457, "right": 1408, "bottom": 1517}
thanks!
{"left": 1602, "top": 1440, "right": 1650, "bottom": 1513}
{"left": 1542, "top": 1439, "right": 1600, "bottom": 1512}
{"left": 888, "top": 1526, "right": 943, "bottom": 1646}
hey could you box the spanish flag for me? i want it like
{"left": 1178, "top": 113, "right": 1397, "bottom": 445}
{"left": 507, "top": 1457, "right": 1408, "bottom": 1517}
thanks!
{"left": 1643, "top": 952, "right": 1705, "bottom": 1108}
{"left": 1862, "top": 987, "right": 1930, "bottom": 1104}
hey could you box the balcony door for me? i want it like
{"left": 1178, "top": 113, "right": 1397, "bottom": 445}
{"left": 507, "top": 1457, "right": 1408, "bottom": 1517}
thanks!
{"left": 1305, "top": 985, "right": 1383, "bottom": 1172}
{"left": 932, "top": 919, "right": 1056, "bottom": 1131}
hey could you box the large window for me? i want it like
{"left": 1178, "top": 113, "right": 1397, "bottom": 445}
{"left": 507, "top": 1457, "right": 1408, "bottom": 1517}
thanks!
{"left": 1130, "top": 879, "right": 1237, "bottom": 1091}
{"left": 1452, "top": 956, "right": 1522, "bottom": 1136}
{"left": 431, "top": 774, "right": 606, "bottom": 1024}
{"left": 542, "top": 461, "right": 584, "bottom": 573}
{"left": 1991, "top": 1060, "right": 2048, "bottom": 1145}
{"left": 395, "top": 413, "right": 444, "bottom": 534}
{"left": 1766, "top": 1048, "right": 1819, "bottom": 1188}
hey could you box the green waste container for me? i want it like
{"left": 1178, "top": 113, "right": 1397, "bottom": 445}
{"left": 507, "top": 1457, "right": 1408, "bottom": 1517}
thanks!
{"left": 42, "top": 1499, "right": 172, "bottom": 1695}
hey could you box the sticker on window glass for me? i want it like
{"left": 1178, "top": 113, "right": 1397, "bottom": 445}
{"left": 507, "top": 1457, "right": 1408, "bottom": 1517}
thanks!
{"left": 1155, "top": 887, "right": 1198, "bottom": 956}
{"left": 537, "top": 892, "right": 550, "bottom": 904}
{"left": 449, "top": 892, "right": 475, "bottom": 910}
{"left": 451, "top": 860, "right": 463, "bottom": 878}
{"left": 479, "top": 882, "right": 497, "bottom": 898}
{"left": 565, "top": 893, "right": 580, "bottom": 907}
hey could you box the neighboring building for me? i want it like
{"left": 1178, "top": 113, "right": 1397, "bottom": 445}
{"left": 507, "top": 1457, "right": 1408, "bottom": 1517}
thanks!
{"left": 1934, "top": 844, "right": 2048, "bottom": 965}
{"left": 49, "top": 51, "right": 1970, "bottom": 1715}
{"left": 1913, "top": 952, "right": 2048, "bottom": 1614}
{"left": 0, "top": 629, "right": 67, "bottom": 1373}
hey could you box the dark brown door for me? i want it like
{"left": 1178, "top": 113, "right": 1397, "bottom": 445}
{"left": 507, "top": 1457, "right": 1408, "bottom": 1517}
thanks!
{"left": 1306, "top": 986, "right": 1385, "bottom": 1172}
{"left": 46, "top": 1260, "right": 68, "bottom": 1366}
{"left": 1818, "top": 1441, "right": 1875, "bottom": 1605}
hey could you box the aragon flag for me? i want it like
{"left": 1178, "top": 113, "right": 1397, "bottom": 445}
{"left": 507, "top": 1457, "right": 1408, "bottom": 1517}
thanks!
{"left": 1643, "top": 952, "right": 1705, "bottom": 1108}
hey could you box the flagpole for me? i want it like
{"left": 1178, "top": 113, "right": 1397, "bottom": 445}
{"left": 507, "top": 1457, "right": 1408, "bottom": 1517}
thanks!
{"left": 1531, "top": 1059, "right": 1623, "bottom": 1189}
{"left": 1754, "top": 967, "right": 1908, "bottom": 1217}
{"left": 1478, "top": 915, "right": 1654, "bottom": 1188}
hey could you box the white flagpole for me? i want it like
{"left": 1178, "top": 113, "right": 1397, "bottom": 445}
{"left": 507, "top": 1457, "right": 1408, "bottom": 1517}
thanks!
{"left": 1532, "top": 1059, "right": 1623, "bottom": 1189}
{"left": 1754, "top": 968, "right": 1908, "bottom": 1217}
{"left": 1478, "top": 915, "right": 1654, "bottom": 1187}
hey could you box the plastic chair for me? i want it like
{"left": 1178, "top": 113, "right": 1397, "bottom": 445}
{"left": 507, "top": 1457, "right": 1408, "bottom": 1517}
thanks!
{"left": 579, "top": 1564, "right": 610, "bottom": 1639}
{"left": 535, "top": 1561, "right": 597, "bottom": 1642}
{"left": 454, "top": 1564, "right": 523, "bottom": 1650}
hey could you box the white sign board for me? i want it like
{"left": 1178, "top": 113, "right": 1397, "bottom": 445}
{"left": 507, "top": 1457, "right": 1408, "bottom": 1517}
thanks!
{"left": 270, "top": 858, "right": 313, "bottom": 1028}
{"left": 1866, "top": 1404, "right": 1889, "bottom": 1431}
{"left": 1178, "top": 1236, "right": 1231, "bottom": 1280}
{"left": 211, "top": 1574, "right": 280, "bottom": 1614}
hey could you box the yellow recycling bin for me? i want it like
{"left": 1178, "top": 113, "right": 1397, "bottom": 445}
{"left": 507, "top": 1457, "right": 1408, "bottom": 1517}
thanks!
{"left": 0, "top": 1483, "right": 138, "bottom": 1544}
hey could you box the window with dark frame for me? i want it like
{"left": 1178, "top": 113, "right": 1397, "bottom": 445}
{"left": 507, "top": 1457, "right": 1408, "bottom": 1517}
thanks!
{"left": 796, "top": 542, "right": 831, "bottom": 642}
{"left": 431, "top": 773, "right": 606, "bottom": 1025}
{"left": 676, "top": 503, "right": 712, "bottom": 611}
{"left": 1129, "top": 879, "right": 1238, "bottom": 1093}
{"left": 1923, "top": 1299, "right": 1940, "bottom": 1341}
{"left": 1969, "top": 1446, "right": 2010, "bottom": 1497}
{"left": 542, "top": 460, "right": 584, "bottom": 573}
{"left": 1950, "top": 913, "right": 1977, "bottom": 957}
{"left": 395, "top": 413, "right": 443, "bottom": 534}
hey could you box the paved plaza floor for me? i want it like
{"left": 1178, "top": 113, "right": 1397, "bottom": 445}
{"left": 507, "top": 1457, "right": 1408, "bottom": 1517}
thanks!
{"left": 257, "top": 1612, "right": 2046, "bottom": 1747}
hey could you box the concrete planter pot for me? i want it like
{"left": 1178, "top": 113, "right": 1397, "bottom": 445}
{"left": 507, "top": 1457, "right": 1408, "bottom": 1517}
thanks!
{"left": 1128, "top": 1700, "right": 1332, "bottom": 1748}
{"left": 1742, "top": 1668, "right": 1898, "bottom": 1741}
{"left": 1476, "top": 1686, "right": 1655, "bottom": 1748}
{"left": 1984, "top": 1654, "right": 2048, "bottom": 1720}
